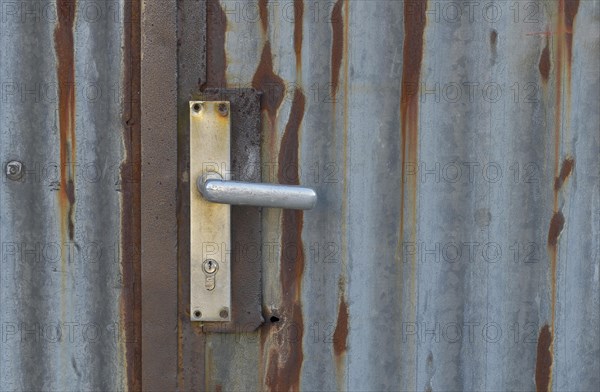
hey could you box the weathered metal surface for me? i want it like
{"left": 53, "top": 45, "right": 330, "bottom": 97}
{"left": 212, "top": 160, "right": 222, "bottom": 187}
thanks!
{"left": 1, "top": 0, "right": 141, "bottom": 390}
{"left": 202, "top": 0, "right": 600, "bottom": 391}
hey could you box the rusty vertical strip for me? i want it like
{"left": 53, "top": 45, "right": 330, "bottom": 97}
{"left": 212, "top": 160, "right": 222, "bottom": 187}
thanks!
{"left": 121, "top": 0, "right": 142, "bottom": 390}
{"left": 335, "top": 1, "right": 350, "bottom": 389}
{"left": 545, "top": 4, "right": 580, "bottom": 389}
{"left": 206, "top": 0, "right": 227, "bottom": 88}
{"left": 177, "top": 0, "right": 207, "bottom": 389}
{"left": 141, "top": 0, "right": 179, "bottom": 389}
{"left": 54, "top": 0, "right": 77, "bottom": 246}
{"left": 294, "top": 0, "right": 303, "bottom": 74}
{"left": 396, "top": 4, "right": 426, "bottom": 388}
{"left": 264, "top": 90, "right": 306, "bottom": 391}
{"left": 330, "top": 0, "right": 343, "bottom": 96}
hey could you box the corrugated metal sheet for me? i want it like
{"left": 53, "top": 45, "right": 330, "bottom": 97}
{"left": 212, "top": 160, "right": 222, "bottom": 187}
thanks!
{"left": 1, "top": 0, "right": 140, "bottom": 390}
{"left": 202, "top": 0, "right": 600, "bottom": 391}
{"left": 2, "top": 0, "right": 599, "bottom": 391}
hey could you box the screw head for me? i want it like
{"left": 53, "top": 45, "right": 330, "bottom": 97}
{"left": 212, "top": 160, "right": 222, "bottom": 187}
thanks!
{"left": 219, "top": 308, "right": 229, "bottom": 319}
{"left": 6, "top": 161, "right": 23, "bottom": 181}
{"left": 192, "top": 102, "right": 202, "bottom": 113}
{"left": 202, "top": 259, "right": 218, "bottom": 274}
{"left": 193, "top": 310, "right": 202, "bottom": 319}
{"left": 217, "top": 103, "right": 229, "bottom": 117}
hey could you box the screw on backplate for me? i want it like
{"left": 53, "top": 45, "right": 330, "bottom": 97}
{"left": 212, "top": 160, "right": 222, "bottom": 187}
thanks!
{"left": 192, "top": 102, "right": 202, "bottom": 113}
{"left": 193, "top": 310, "right": 202, "bottom": 319}
{"left": 203, "top": 259, "right": 218, "bottom": 274}
{"left": 217, "top": 103, "right": 229, "bottom": 117}
{"left": 219, "top": 308, "right": 229, "bottom": 319}
{"left": 5, "top": 161, "right": 23, "bottom": 181}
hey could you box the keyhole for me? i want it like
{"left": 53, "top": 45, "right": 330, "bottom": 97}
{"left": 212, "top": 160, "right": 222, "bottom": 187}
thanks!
{"left": 203, "top": 259, "right": 218, "bottom": 274}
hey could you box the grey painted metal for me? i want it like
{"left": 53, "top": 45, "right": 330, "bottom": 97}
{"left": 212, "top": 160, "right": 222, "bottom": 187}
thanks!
{"left": 0, "top": 1, "right": 134, "bottom": 390}
{"left": 199, "top": 174, "right": 318, "bottom": 210}
{"left": 204, "top": 1, "right": 600, "bottom": 391}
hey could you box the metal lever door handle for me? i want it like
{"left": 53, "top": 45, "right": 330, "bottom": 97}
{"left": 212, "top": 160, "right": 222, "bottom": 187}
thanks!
{"left": 197, "top": 173, "right": 317, "bottom": 210}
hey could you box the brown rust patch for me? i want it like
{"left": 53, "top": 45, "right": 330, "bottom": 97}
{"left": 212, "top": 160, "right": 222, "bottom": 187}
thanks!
{"left": 539, "top": 38, "right": 551, "bottom": 83}
{"left": 252, "top": 42, "right": 285, "bottom": 126}
{"left": 330, "top": 0, "right": 344, "bottom": 96}
{"left": 399, "top": 1, "right": 426, "bottom": 245}
{"left": 294, "top": 0, "right": 303, "bottom": 67}
{"left": 54, "top": 0, "right": 77, "bottom": 242}
{"left": 333, "top": 296, "right": 349, "bottom": 356}
{"left": 120, "top": 0, "right": 142, "bottom": 390}
{"left": 548, "top": 211, "right": 565, "bottom": 247}
{"left": 206, "top": 0, "right": 227, "bottom": 88}
{"left": 259, "top": 0, "right": 268, "bottom": 33}
{"left": 263, "top": 89, "right": 307, "bottom": 391}
{"left": 554, "top": 157, "right": 574, "bottom": 191}
{"left": 535, "top": 325, "right": 553, "bottom": 392}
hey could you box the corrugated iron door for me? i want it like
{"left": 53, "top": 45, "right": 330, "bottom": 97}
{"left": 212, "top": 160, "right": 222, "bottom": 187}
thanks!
{"left": 140, "top": 1, "right": 599, "bottom": 391}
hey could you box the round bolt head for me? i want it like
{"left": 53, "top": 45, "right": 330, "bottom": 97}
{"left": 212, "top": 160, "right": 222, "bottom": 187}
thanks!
{"left": 202, "top": 259, "right": 218, "bottom": 274}
{"left": 217, "top": 103, "right": 229, "bottom": 116}
{"left": 6, "top": 161, "right": 23, "bottom": 181}
{"left": 193, "top": 310, "right": 202, "bottom": 319}
{"left": 192, "top": 102, "right": 202, "bottom": 113}
{"left": 219, "top": 308, "right": 229, "bottom": 319}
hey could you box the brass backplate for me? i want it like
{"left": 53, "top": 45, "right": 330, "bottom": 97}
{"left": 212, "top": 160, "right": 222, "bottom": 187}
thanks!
{"left": 190, "top": 101, "right": 231, "bottom": 321}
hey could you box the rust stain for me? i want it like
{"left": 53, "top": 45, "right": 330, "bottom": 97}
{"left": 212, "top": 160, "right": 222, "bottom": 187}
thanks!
{"left": 397, "top": 5, "right": 426, "bottom": 387}
{"left": 399, "top": 0, "right": 426, "bottom": 241}
{"left": 54, "top": 0, "right": 77, "bottom": 243}
{"left": 252, "top": 42, "right": 285, "bottom": 128}
{"left": 535, "top": 325, "right": 553, "bottom": 392}
{"left": 333, "top": 295, "right": 349, "bottom": 356}
{"left": 215, "top": 385, "right": 223, "bottom": 392}
{"left": 119, "top": 0, "right": 142, "bottom": 390}
{"left": 563, "top": 0, "right": 580, "bottom": 64}
{"left": 546, "top": 5, "right": 579, "bottom": 384}
{"left": 539, "top": 38, "right": 551, "bottom": 83}
{"left": 263, "top": 89, "right": 307, "bottom": 391}
{"left": 259, "top": 0, "right": 268, "bottom": 33}
{"left": 548, "top": 211, "right": 565, "bottom": 247}
{"left": 294, "top": 0, "right": 303, "bottom": 70}
{"left": 206, "top": 0, "right": 227, "bottom": 88}
{"left": 554, "top": 157, "right": 574, "bottom": 191}
{"left": 330, "top": 0, "right": 344, "bottom": 96}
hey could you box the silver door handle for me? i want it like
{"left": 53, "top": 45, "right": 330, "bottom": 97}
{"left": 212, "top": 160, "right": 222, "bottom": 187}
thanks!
{"left": 197, "top": 173, "right": 317, "bottom": 210}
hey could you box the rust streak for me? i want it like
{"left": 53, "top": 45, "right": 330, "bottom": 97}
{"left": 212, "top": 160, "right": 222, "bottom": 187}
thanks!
{"left": 399, "top": 2, "right": 426, "bottom": 253}
{"left": 294, "top": 0, "right": 303, "bottom": 69}
{"left": 563, "top": 0, "right": 580, "bottom": 64}
{"left": 264, "top": 89, "right": 307, "bottom": 391}
{"left": 206, "top": 0, "right": 227, "bottom": 88}
{"left": 259, "top": 0, "right": 268, "bottom": 33}
{"left": 554, "top": 157, "right": 574, "bottom": 191}
{"left": 330, "top": 0, "right": 344, "bottom": 96}
{"left": 120, "top": 0, "right": 142, "bottom": 390}
{"left": 252, "top": 43, "right": 285, "bottom": 127}
{"left": 539, "top": 38, "right": 551, "bottom": 83}
{"left": 535, "top": 325, "right": 553, "bottom": 392}
{"left": 54, "top": 0, "right": 77, "bottom": 242}
{"left": 333, "top": 296, "right": 349, "bottom": 356}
